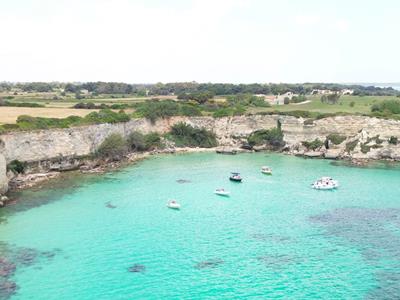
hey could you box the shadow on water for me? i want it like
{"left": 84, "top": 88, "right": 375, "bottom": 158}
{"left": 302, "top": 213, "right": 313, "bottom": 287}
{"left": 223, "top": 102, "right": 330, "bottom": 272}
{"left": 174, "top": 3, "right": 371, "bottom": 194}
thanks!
{"left": 0, "top": 241, "right": 61, "bottom": 299}
{"left": 0, "top": 172, "right": 106, "bottom": 224}
{"left": 310, "top": 207, "right": 400, "bottom": 297}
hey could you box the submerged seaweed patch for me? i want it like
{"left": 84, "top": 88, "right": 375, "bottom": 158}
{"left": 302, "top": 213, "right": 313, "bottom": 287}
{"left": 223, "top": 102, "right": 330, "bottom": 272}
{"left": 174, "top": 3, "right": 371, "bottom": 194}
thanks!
{"left": 0, "top": 242, "right": 61, "bottom": 299}
{"left": 310, "top": 207, "right": 400, "bottom": 297}
{"left": 194, "top": 259, "right": 224, "bottom": 269}
{"left": 176, "top": 179, "right": 191, "bottom": 184}
{"left": 128, "top": 264, "right": 146, "bottom": 273}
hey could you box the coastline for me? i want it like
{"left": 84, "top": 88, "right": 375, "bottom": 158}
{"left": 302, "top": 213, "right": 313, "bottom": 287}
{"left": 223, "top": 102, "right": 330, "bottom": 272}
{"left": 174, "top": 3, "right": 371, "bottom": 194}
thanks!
{"left": 3, "top": 144, "right": 398, "bottom": 208}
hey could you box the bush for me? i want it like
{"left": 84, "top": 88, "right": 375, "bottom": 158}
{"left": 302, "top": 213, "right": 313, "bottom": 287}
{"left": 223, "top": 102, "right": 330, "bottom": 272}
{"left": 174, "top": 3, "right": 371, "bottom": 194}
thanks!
{"left": 133, "top": 100, "right": 181, "bottom": 122}
{"left": 83, "top": 109, "right": 130, "bottom": 124}
{"left": 144, "top": 132, "right": 162, "bottom": 150}
{"left": 290, "top": 95, "right": 307, "bottom": 103}
{"left": 226, "top": 94, "right": 270, "bottom": 107}
{"left": 345, "top": 140, "right": 358, "bottom": 152}
{"left": 371, "top": 100, "right": 400, "bottom": 114}
{"left": 302, "top": 139, "right": 324, "bottom": 150}
{"left": 247, "top": 126, "right": 284, "bottom": 149}
{"left": 389, "top": 136, "right": 398, "bottom": 145}
{"left": 97, "top": 133, "right": 127, "bottom": 160}
{"left": 304, "top": 119, "right": 314, "bottom": 125}
{"left": 127, "top": 131, "right": 162, "bottom": 151}
{"left": 7, "top": 160, "right": 26, "bottom": 174}
{"left": 327, "top": 134, "right": 346, "bottom": 145}
{"left": 360, "top": 143, "right": 371, "bottom": 154}
{"left": 180, "top": 104, "right": 202, "bottom": 116}
{"left": 169, "top": 122, "right": 217, "bottom": 148}
{"left": 127, "top": 131, "right": 146, "bottom": 151}
{"left": 349, "top": 101, "right": 355, "bottom": 107}
{"left": 213, "top": 105, "right": 246, "bottom": 118}
{"left": 0, "top": 101, "right": 44, "bottom": 108}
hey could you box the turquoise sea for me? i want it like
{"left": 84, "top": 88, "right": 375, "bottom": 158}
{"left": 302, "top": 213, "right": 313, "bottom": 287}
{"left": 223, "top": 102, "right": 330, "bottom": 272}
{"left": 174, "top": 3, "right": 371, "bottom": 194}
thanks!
{"left": 1, "top": 152, "right": 400, "bottom": 299}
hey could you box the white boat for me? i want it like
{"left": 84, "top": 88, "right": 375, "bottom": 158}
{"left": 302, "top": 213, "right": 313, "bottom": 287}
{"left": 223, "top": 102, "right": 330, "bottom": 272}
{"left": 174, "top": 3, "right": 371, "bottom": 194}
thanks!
{"left": 214, "top": 188, "right": 230, "bottom": 196}
{"left": 167, "top": 200, "right": 181, "bottom": 209}
{"left": 312, "top": 177, "right": 339, "bottom": 190}
{"left": 261, "top": 166, "right": 272, "bottom": 175}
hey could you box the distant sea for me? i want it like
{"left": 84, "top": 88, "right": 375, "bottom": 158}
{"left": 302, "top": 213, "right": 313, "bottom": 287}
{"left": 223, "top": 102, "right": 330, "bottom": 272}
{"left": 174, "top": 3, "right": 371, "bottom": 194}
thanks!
{"left": 347, "top": 83, "right": 400, "bottom": 91}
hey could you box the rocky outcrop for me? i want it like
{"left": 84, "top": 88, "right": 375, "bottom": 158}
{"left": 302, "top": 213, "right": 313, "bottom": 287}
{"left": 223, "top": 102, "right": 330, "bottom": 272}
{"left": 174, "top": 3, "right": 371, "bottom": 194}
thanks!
{"left": 0, "top": 114, "right": 400, "bottom": 193}
{"left": 0, "top": 154, "right": 8, "bottom": 194}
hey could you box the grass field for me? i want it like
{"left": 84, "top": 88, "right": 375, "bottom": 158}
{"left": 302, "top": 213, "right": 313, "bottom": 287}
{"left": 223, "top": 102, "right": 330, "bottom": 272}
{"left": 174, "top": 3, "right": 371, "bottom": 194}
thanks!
{"left": 0, "top": 92, "right": 399, "bottom": 124}
{"left": 247, "top": 95, "right": 398, "bottom": 115}
{"left": 0, "top": 107, "right": 97, "bottom": 124}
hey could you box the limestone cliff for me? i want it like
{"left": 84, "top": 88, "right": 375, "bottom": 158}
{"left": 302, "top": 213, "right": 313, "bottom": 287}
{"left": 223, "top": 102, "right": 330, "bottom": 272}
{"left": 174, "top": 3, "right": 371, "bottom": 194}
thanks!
{"left": 0, "top": 114, "right": 399, "bottom": 193}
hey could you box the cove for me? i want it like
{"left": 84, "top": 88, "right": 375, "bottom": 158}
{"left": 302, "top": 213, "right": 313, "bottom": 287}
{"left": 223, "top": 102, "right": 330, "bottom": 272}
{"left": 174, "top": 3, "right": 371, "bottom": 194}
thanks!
{"left": 1, "top": 152, "right": 400, "bottom": 299}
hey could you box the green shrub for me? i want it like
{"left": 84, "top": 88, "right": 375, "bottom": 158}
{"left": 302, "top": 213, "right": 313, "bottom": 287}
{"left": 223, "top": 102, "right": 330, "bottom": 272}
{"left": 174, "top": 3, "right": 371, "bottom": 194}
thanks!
{"left": 360, "top": 143, "right": 371, "bottom": 153}
{"left": 213, "top": 105, "right": 246, "bottom": 118}
{"left": 389, "top": 136, "right": 398, "bottom": 145}
{"left": 349, "top": 101, "right": 355, "bottom": 107}
{"left": 144, "top": 132, "right": 163, "bottom": 150}
{"left": 180, "top": 104, "right": 202, "bottom": 117}
{"left": 127, "top": 131, "right": 162, "bottom": 151}
{"left": 96, "top": 133, "right": 127, "bottom": 160}
{"left": 83, "top": 109, "right": 130, "bottom": 124}
{"left": 169, "top": 122, "right": 217, "bottom": 148}
{"left": 302, "top": 139, "right": 324, "bottom": 150}
{"left": 0, "top": 101, "right": 44, "bottom": 108}
{"left": 327, "top": 134, "right": 346, "bottom": 145}
{"left": 133, "top": 100, "right": 180, "bottom": 122}
{"left": 371, "top": 100, "right": 400, "bottom": 114}
{"left": 247, "top": 127, "right": 284, "bottom": 149}
{"left": 304, "top": 119, "right": 315, "bottom": 125}
{"left": 7, "top": 160, "right": 26, "bottom": 174}
{"left": 375, "top": 135, "right": 383, "bottom": 144}
{"left": 127, "top": 131, "right": 146, "bottom": 151}
{"left": 345, "top": 140, "right": 358, "bottom": 152}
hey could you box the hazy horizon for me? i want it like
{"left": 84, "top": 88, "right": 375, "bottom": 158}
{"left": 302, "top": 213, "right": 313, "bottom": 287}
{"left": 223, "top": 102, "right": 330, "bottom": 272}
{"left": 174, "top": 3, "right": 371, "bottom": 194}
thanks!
{"left": 1, "top": 0, "right": 399, "bottom": 83}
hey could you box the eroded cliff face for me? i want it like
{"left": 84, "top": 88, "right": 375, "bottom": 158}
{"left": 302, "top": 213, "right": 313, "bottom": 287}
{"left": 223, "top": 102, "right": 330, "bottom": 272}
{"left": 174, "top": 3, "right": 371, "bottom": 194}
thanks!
{"left": 0, "top": 154, "right": 8, "bottom": 194}
{"left": 0, "top": 114, "right": 400, "bottom": 192}
{"left": 1, "top": 115, "right": 400, "bottom": 163}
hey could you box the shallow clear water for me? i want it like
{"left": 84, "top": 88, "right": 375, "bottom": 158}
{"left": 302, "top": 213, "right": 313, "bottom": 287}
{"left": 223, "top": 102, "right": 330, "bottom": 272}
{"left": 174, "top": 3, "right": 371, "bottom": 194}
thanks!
{"left": 1, "top": 152, "right": 400, "bottom": 299}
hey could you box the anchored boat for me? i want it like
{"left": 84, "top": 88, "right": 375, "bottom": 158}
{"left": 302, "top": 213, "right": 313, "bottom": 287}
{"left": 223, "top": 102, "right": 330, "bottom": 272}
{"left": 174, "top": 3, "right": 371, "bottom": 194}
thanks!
{"left": 261, "top": 166, "right": 272, "bottom": 175}
{"left": 167, "top": 200, "right": 181, "bottom": 209}
{"left": 214, "top": 188, "right": 230, "bottom": 196}
{"left": 229, "top": 172, "right": 242, "bottom": 182}
{"left": 312, "top": 177, "right": 339, "bottom": 190}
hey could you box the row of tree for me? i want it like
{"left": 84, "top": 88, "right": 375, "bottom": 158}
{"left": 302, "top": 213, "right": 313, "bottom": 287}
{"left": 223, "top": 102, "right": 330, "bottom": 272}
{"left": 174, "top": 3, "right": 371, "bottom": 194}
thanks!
{"left": 0, "top": 81, "right": 399, "bottom": 96}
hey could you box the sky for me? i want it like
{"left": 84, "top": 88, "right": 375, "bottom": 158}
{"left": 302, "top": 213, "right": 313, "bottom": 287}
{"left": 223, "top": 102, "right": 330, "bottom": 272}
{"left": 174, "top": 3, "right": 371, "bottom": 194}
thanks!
{"left": 0, "top": 0, "right": 399, "bottom": 83}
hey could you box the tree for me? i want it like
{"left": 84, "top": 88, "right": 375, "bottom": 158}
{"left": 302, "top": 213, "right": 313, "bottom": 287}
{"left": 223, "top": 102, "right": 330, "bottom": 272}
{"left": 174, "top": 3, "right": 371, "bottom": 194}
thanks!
{"left": 127, "top": 131, "right": 146, "bottom": 151}
{"left": 321, "top": 93, "right": 340, "bottom": 104}
{"left": 96, "top": 133, "right": 127, "bottom": 160}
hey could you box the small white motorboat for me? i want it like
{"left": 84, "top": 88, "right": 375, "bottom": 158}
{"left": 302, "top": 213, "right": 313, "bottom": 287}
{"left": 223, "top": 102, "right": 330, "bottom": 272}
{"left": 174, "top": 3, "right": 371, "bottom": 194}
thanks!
{"left": 214, "top": 188, "right": 230, "bottom": 196}
{"left": 312, "top": 177, "right": 339, "bottom": 190}
{"left": 261, "top": 166, "right": 272, "bottom": 175}
{"left": 167, "top": 200, "right": 181, "bottom": 209}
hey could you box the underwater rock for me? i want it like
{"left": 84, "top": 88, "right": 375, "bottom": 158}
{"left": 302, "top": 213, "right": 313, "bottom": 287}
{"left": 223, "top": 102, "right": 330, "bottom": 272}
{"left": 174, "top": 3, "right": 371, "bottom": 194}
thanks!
{"left": 14, "top": 248, "right": 38, "bottom": 266}
{"left": 176, "top": 179, "right": 191, "bottom": 184}
{"left": 0, "top": 280, "right": 17, "bottom": 298}
{"left": 195, "top": 259, "right": 224, "bottom": 269}
{"left": 0, "top": 258, "right": 16, "bottom": 278}
{"left": 128, "top": 264, "right": 146, "bottom": 273}
{"left": 257, "top": 254, "right": 294, "bottom": 268}
{"left": 105, "top": 202, "right": 117, "bottom": 209}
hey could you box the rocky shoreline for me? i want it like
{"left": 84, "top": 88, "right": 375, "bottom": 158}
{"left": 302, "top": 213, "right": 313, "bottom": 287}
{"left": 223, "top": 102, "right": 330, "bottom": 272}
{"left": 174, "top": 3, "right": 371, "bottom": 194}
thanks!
{"left": 2, "top": 144, "right": 391, "bottom": 208}
{"left": 0, "top": 147, "right": 217, "bottom": 207}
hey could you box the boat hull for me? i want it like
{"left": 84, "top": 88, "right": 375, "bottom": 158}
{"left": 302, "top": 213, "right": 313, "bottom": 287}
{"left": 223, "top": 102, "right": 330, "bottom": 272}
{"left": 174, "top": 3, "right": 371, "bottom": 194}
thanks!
{"left": 229, "top": 178, "right": 242, "bottom": 182}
